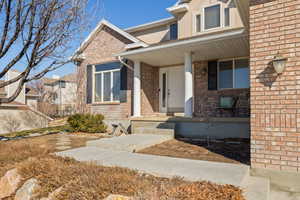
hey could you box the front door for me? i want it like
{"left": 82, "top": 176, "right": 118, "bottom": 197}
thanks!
{"left": 159, "top": 66, "right": 185, "bottom": 113}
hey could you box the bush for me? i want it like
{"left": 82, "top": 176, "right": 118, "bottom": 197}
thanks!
{"left": 67, "top": 114, "right": 107, "bottom": 133}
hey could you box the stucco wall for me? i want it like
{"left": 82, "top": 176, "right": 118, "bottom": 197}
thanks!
{"left": 130, "top": 25, "right": 171, "bottom": 44}
{"left": 0, "top": 108, "right": 49, "bottom": 135}
{"left": 177, "top": 0, "right": 244, "bottom": 39}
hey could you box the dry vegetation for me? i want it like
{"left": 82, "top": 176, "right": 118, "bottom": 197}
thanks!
{"left": 0, "top": 137, "right": 245, "bottom": 200}
{"left": 139, "top": 139, "right": 250, "bottom": 165}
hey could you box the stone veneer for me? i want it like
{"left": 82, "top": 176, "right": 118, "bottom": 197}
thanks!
{"left": 194, "top": 61, "right": 250, "bottom": 118}
{"left": 250, "top": 0, "right": 300, "bottom": 172}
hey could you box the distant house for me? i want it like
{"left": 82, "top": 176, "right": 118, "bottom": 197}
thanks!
{"left": 41, "top": 73, "right": 77, "bottom": 115}
{"left": 0, "top": 70, "right": 51, "bottom": 135}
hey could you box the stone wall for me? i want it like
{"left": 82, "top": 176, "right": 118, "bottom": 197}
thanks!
{"left": 194, "top": 61, "right": 250, "bottom": 118}
{"left": 250, "top": 0, "right": 300, "bottom": 172}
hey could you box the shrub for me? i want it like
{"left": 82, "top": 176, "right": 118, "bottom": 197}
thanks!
{"left": 67, "top": 114, "right": 107, "bottom": 133}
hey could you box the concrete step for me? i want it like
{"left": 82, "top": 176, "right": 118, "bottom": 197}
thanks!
{"left": 131, "top": 121, "right": 175, "bottom": 137}
{"left": 242, "top": 176, "right": 270, "bottom": 200}
{"left": 87, "top": 134, "right": 173, "bottom": 152}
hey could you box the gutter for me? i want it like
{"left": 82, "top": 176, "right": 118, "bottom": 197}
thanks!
{"left": 115, "top": 28, "right": 246, "bottom": 57}
{"left": 118, "top": 56, "right": 133, "bottom": 71}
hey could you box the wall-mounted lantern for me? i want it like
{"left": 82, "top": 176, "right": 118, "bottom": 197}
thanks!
{"left": 272, "top": 53, "right": 287, "bottom": 74}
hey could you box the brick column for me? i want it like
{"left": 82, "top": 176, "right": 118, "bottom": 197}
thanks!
{"left": 250, "top": 0, "right": 300, "bottom": 172}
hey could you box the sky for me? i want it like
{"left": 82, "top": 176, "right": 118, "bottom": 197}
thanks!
{"left": 46, "top": 0, "right": 178, "bottom": 78}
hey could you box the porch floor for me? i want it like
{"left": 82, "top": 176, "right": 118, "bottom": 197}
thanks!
{"left": 130, "top": 115, "right": 250, "bottom": 123}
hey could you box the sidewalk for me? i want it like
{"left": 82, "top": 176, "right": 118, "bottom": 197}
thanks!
{"left": 57, "top": 146, "right": 249, "bottom": 187}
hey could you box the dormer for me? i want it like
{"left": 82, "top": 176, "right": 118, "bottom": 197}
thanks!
{"left": 168, "top": 0, "right": 244, "bottom": 39}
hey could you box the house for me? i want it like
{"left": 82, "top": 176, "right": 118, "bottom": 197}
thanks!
{"left": 41, "top": 73, "right": 77, "bottom": 115}
{"left": 73, "top": 0, "right": 300, "bottom": 173}
{"left": 0, "top": 70, "right": 51, "bottom": 134}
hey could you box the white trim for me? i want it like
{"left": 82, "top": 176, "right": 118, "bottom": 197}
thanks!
{"left": 217, "top": 57, "right": 250, "bottom": 90}
{"left": 73, "top": 19, "right": 148, "bottom": 57}
{"left": 93, "top": 67, "right": 121, "bottom": 103}
{"left": 167, "top": 4, "right": 189, "bottom": 15}
{"left": 193, "top": 12, "right": 201, "bottom": 34}
{"left": 125, "top": 42, "right": 148, "bottom": 50}
{"left": 116, "top": 28, "right": 246, "bottom": 57}
{"left": 202, "top": 3, "right": 224, "bottom": 32}
{"left": 125, "top": 17, "right": 176, "bottom": 33}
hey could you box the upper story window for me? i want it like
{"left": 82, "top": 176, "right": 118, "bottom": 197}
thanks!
{"left": 204, "top": 4, "right": 221, "bottom": 30}
{"left": 169, "top": 23, "right": 178, "bottom": 40}
{"left": 224, "top": 7, "right": 230, "bottom": 27}
{"left": 94, "top": 62, "right": 121, "bottom": 103}
{"left": 218, "top": 58, "right": 250, "bottom": 89}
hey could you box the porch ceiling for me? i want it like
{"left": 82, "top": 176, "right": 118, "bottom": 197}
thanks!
{"left": 116, "top": 28, "right": 249, "bottom": 67}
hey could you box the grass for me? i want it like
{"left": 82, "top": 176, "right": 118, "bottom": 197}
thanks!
{"left": 0, "top": 136, "right": 245, "bottom": 200}
{"left": 2, "top": 126, "right": 68, "bottom": 138}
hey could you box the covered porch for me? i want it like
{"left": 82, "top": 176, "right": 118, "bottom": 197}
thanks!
{"left": 117, "top": 27, "right": 250, "bottom": 120}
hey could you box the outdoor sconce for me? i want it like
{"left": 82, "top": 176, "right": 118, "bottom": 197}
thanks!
{"left": 272, "top": 54, "right": 287, "bottom": 74}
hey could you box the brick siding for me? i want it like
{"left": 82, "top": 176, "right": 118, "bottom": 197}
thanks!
{"left": 250, "top": 0, "right": 300, "bottom": 172}
{"left": 194, "top": 61, "right": 250, "bottom": 118}
{"left": 141, "top": 63, "right": 159, "bottom": 116}
{"left": 76, "top": 26, "right": 133, "bottom": 119}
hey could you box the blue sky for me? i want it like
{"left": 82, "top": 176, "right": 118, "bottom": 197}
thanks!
{"left": 47, "top": 0, "right": 177, "bottom": 78}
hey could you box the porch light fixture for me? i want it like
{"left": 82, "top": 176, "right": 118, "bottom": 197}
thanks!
{"left": 272, "top": 53, "right": 287, "bottom": 74}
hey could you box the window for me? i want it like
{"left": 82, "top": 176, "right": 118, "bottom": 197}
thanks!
{"left": 196, "top": 14, "right": 201, "bottom": 32}
{"left": 224, "top": 8, "right": 230, "bottom": 27}
{"left": 218, "top": 59, "right": 249, "bottom": 89}
{"left": 59, "top": 80, "right": 66, "bottom": 88}
{"left": 204, "top": 4, "right": 221, "bottom": 30}
{"left": 170, "top": 23, "right": 178, "bottom": 40}
{"left": 94, "top": 62, "right": 121, "bottom": 102}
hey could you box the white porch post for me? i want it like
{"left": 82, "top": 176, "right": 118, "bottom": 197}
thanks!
{"left": 133, "top": 60, "right": 141, "bottom": 117}
{"left": 184, "top": 52, "right": 193, "bottom": 117}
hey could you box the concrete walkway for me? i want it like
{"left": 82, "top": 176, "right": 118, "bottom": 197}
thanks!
{"left": 87, "top": 134, "right": 173, "bottom": 152}
{"left": 57, "top": 146, "right": 249, "bottom": 187}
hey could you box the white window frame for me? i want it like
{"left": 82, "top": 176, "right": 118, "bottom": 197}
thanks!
{"left": 93, "top": 66, "right": 121, "bottom": 103}
{"left": 202, "top": 3, "right": 224, "bottom": 32}
{"left": 193, "top": 12, "right": 202, "bottom": 34}
{"left": 217, "top": 57, "right": 250, "bottom": 90}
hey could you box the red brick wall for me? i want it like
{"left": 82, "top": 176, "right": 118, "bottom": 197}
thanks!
{"left": 141, "top": 63, "right": 159, "bottom": 116}
{"left": 194, "top": 62, "right": 250, "bottom": 118}
{"left": 76, "top": 26, "right": 133, "bottom": 120}
{"left": 250, "top": 0, "right": 300, "bottom": 172}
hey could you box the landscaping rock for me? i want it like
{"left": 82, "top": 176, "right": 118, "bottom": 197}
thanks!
{"left": 0, "top": 168, "right": 22, "bottom": 199}
{"left": 104, "top": 194, "right": 132, "bottom": 200}
{"left": 15, "top": 178, "right": 40, "bottom": 200}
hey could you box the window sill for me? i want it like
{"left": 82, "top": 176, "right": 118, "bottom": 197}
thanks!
{"left": 217, "top": 88, "right": 250, "bottom": 91}
{"left": 92, "top": 102, "right": 121, "bottom": 105}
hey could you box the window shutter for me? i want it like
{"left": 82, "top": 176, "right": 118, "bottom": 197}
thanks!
{"left": 86, "top": 65, "right": 93, "bottom": 104}
{"left": 120, "top": 62, "right": 128, "bottom": 103}
{"left": 208, "top": 60, "right": 218, "bottom": 90}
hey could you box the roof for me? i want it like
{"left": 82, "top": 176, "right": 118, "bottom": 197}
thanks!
{"left": 73, "top": 19, "right": 148, "bottom": 58}
{"left": 61, "top": 73, "right": 77, "bottom": 83}
{"left": 125, "top": 17, "right": 176, "bottom": 33}
{"left": 25, "top": 86, "right": 39, "bottom": 97}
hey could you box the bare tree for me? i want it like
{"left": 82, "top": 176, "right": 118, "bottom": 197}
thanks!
{"left": 0, "top": 0, "right": 90, "bottom": 103}
{"left": 1, "top": 115, "right": 21, "bottom": 133}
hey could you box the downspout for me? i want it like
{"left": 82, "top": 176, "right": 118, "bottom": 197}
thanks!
{"left": 118, "top": 56, "right": 134, "bottom": 71}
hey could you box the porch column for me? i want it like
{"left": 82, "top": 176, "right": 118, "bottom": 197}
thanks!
{"left": 184, "top": 52, "right": 193, "bottom": 117}
{"left": 133, "top": 60, "right": 141, "bottom": 117}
